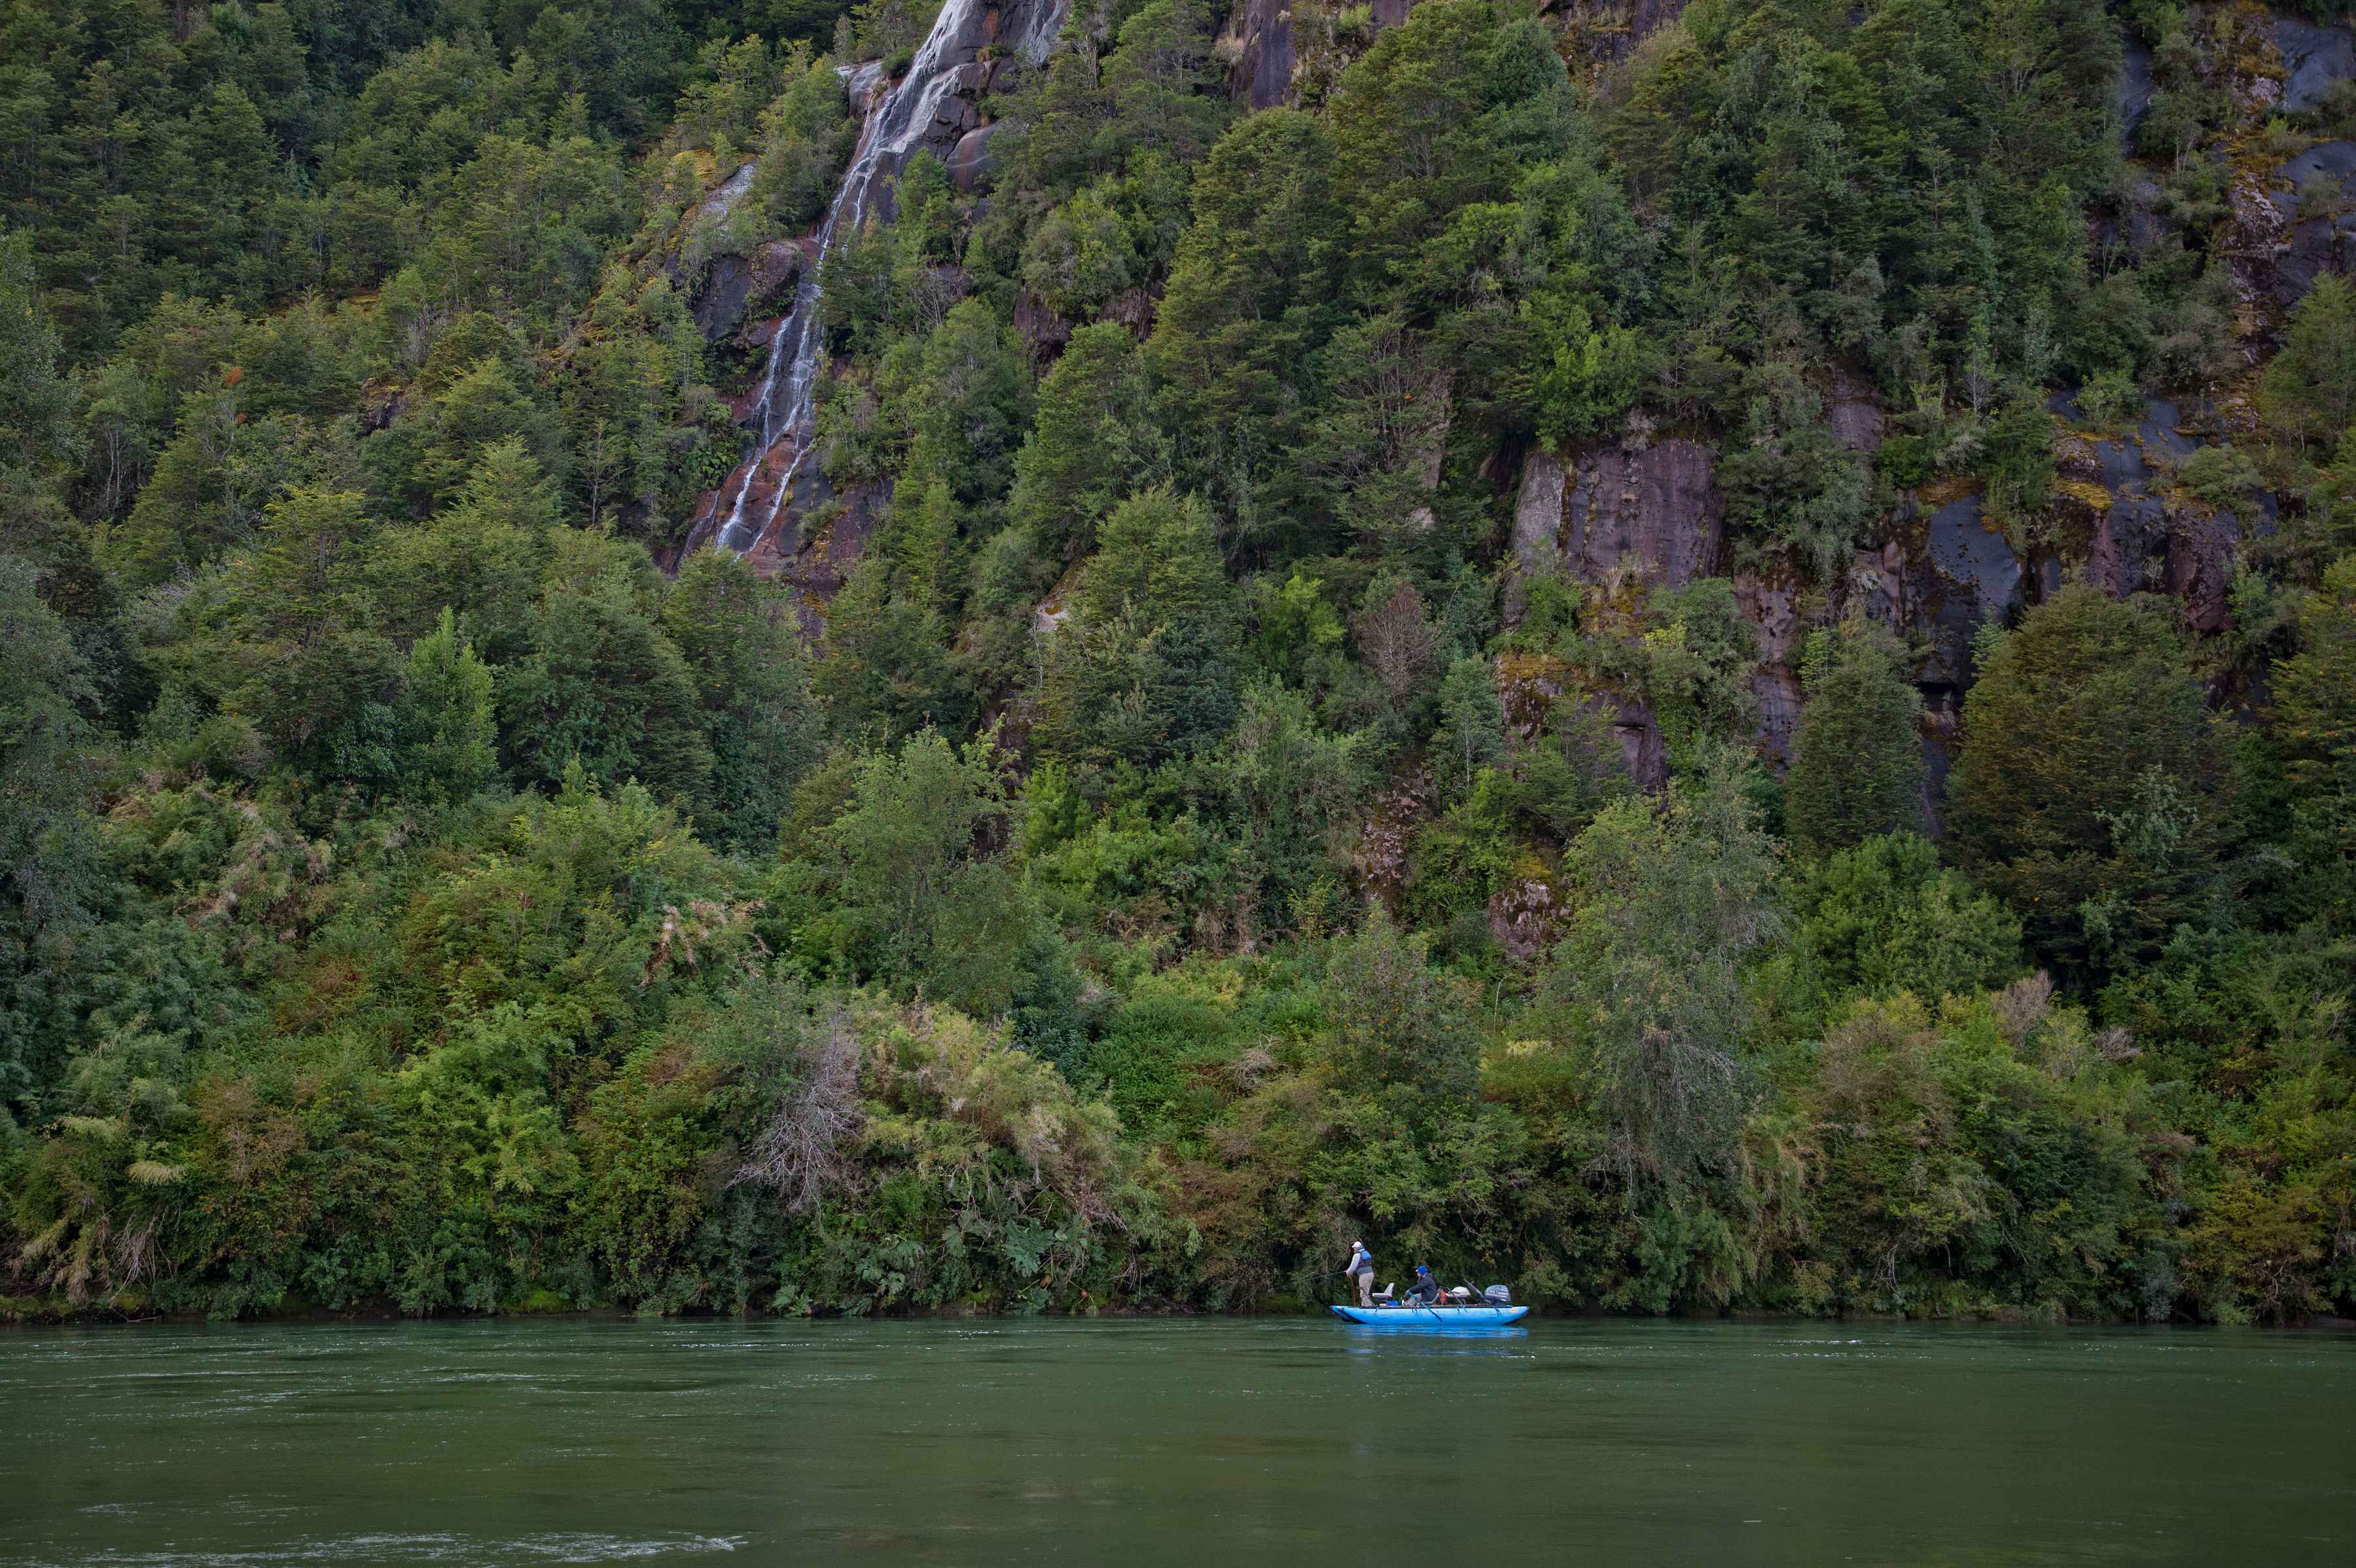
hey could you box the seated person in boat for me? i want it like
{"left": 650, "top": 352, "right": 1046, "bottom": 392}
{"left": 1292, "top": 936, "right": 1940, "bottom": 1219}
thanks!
{"left": 1370, "top": 1265, "right": 1446, "bottom": 1306}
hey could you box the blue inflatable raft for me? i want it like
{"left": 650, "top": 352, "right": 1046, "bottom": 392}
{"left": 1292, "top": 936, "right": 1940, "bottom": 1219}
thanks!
{"left": 1329, "top": 1304, "right": 1529, "bottom": 1326}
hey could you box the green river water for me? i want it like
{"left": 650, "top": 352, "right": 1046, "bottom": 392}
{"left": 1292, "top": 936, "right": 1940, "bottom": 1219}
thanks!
{"left": 2, "top": 1317, "right": 2351, "bottom": 1565}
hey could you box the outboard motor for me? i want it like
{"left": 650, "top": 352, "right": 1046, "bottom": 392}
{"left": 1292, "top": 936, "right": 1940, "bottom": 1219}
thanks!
{"left": 1482, "top": 1284, "right": 1512, "bottom": 1306}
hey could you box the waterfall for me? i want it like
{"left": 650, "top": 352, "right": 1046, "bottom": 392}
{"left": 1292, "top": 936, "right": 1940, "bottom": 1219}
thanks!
{"left": 711, "top": 0, "right": 1012, "bottom": 557}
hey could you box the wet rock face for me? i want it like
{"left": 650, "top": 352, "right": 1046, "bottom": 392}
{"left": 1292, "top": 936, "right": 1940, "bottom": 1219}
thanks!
{"left": 1507, "top": 440, "right": 1724, "bottom": 618}
{"left": 2085, "top": 492, "right": 2172, "bottom": 600}
{"left": 2170, "top": 507, "right": 2241, "bottom": 634}
{"left": 745, "top": 482, "right": 893, "bottom": 639}
{"left": 2118, "top": 37, "right": 2156, "bottom": 147}
{"left": 1232, "top": 0, "right": 1297, "bottom": 111}
{"left": 2051, "top": 397, "right": 2262, "bottom": 633}
{"left": 1554, "top": 0, "right": 1698, "bottom": 69}
{"left": 1230, "top": 0, "right": 1438, "bottom": 107}
{"left": 2063, "top": 397, "right": 2280, "bottom": 631}
{"left": 2056, "top": 401, "right": 2190, "bottom": 599}
{"left": 1564, "top": 440, "right": 1724, "bottom": 584}
{"left": 692, "top": 241, "right": 802, "bottom": 344}
{"left": 2267, "top": 141, "right": 2356, "bottom": 313}
{"left": 1912, "top": 489, "right": 2024, "bottom": 688}
{"left": 948, "top": 123, "right": 1003, "bottom": 192}
{"left": 2276, "top": 16, "right": 2355, "bottom": 113}
{"left": 1827, "top": 372, "right": 1884, "bottom": 455}
{"left": 694, "top": 257, "right": 757, "bottom": 342}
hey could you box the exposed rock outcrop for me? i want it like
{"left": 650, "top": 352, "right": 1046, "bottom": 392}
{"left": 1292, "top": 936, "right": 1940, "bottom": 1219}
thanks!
{"left": 1231, "top": 0, "right": 1296, "bottom": 110}
{"left": 1910, "top": 486, "right": 2024, "bottom": 689}
{"left": 1607, "top": 698, "right": 1669, "bottom": 789}
{"left": 1555, "top": 0, "right": 1698, "bottom": 75}
{"left": 692, "top": 241, "right": 802, "bottom": 344}
{"left": 1735, "top": 568, "right": 1804, "bottom": 762}
{"left": 745, "top": 482, "right": 893, "bottom": 639}
{"left": 1834, "top": 544, "right": 1907, "bottom": 647}
{"left": 1014, "top": 288, "right": 1073, "bottom": 354}
{"left": 2054, "top": 401, "right": 2188, "bottom": 599}
{"left": 1227, "top": 0, "right": 1440, "bottom": 109}
{"left": 1505, "top": 439, "right": 1724, "bottom": 620}
{"left": 1487, "top": 872, "right": 1560, "bottom": 965}
{"left": 2266, "top": 140, "right": 2356, "bottom": 314}
{"left": 2276, "top": 15, "right": 2355, "bottom": 113}
{"left": 1105, "top": 285, "right": 1159, "bottom": 337}
{"left": 2119, "top": 37, "right": 2156, "bottom": 147}
{"left": 2050, "top": 397, "right": 2268, "bottom": 633}
{"left": 688, "top": 161, "right": 757, "bottom": 232}
{"left": 1827, "top": 371, "right": 1884, "bottom": 454}
{"left": 948, "top": 123, "right": 1003, "bottom": 192}
{"left": 2226, "top": 163, "right": 2296, "bottom": 329}
{"left": 2169, "top": 506, "right": 2242, "bottom": 634}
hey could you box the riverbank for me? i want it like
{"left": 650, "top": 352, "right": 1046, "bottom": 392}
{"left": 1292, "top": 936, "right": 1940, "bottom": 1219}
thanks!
{"left": 11, "top": 1292, "right": 2353, "bottom": 1330}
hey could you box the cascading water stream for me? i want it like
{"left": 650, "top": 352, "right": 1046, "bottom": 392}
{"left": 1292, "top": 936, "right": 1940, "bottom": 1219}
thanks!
{"left": 712, "top": 0, "right": 1002, "bottom": 556}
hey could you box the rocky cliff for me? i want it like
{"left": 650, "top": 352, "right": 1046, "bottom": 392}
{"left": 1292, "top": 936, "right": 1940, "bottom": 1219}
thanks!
{"left": 668, "top": 0, "right": 2351, "bottom": 786}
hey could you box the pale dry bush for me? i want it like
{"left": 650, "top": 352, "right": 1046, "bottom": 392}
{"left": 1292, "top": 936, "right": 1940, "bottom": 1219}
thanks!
{"left": 734, "top": 999, "right": 863, "bottom": 1214}
{"left": 1992, "top": 971, "right": 2056, "bottom": 1044}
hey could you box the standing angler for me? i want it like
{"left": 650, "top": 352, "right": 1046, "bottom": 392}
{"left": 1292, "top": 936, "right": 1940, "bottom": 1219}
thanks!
{"left": 1345, "top": 1239, "right": 1375, "bottom": 1308}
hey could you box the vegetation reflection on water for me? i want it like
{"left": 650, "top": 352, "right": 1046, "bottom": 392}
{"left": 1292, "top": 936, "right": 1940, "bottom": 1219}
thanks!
{"left": 4, "top": 1317, "right": 2352, "bottom": 1565}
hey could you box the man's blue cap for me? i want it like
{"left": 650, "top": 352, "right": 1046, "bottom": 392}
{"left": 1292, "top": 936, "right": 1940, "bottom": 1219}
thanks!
{"left": 1415, "top": 1265, "right": 1430, "bottom": 1275}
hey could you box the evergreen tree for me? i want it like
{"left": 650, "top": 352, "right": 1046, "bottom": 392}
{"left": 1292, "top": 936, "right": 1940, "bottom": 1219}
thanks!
{"left": 1537, "top": 749, "right": 1781, "bottom": 1187}
{"left": 2261, "top": 275, "right": 2356, "bottom": 452}
{"left": 393, "top": 608, "right": 499, "bottom": 804}
{"left": 1327, "top": 911, "right": 1478, "bottom": 1103}
{"left": 664, "top": 550, "right": 822, "bottom": 853}
{"left": 1948, "top": 586, "right": 2228, "bottom": 973}
{"left": 1146, "top": 110, "right": 1340, "bottom": 537}
{"left": 1037, "top": 488, "right": 1238, "bottom": 767}
{"left": 2270, "top": 553, "right": 2356, "bottom": 933}
{"left": 499, "top": 531, "right": 712, "bottom": 804}
{"left": 1008, "top": 322, "right": 1164, "bottom": 566}
{"left": 1781, "top": 832, "right": 2024, "bottom": 1021}
{"left": 211, "top": 483, "right": 401, "bottom": 768}
{"left": 370, "top": 436, "right": 557, "bottom": 663}
{"left": 0, "top": 558, "right": 102, "bottom": 1116}
{"left": 1785, "top": 620, "right": 1925, "bottom": 857}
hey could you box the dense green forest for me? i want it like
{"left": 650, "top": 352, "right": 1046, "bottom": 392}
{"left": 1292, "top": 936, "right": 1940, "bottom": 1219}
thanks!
{"left": 2, "top": 0, "right": 2352, "bottom": 1325}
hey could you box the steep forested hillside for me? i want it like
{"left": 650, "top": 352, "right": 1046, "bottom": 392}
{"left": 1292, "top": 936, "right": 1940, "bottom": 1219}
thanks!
{"left": 3, "top": 0, "right": 2352, "bottom": 1324}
